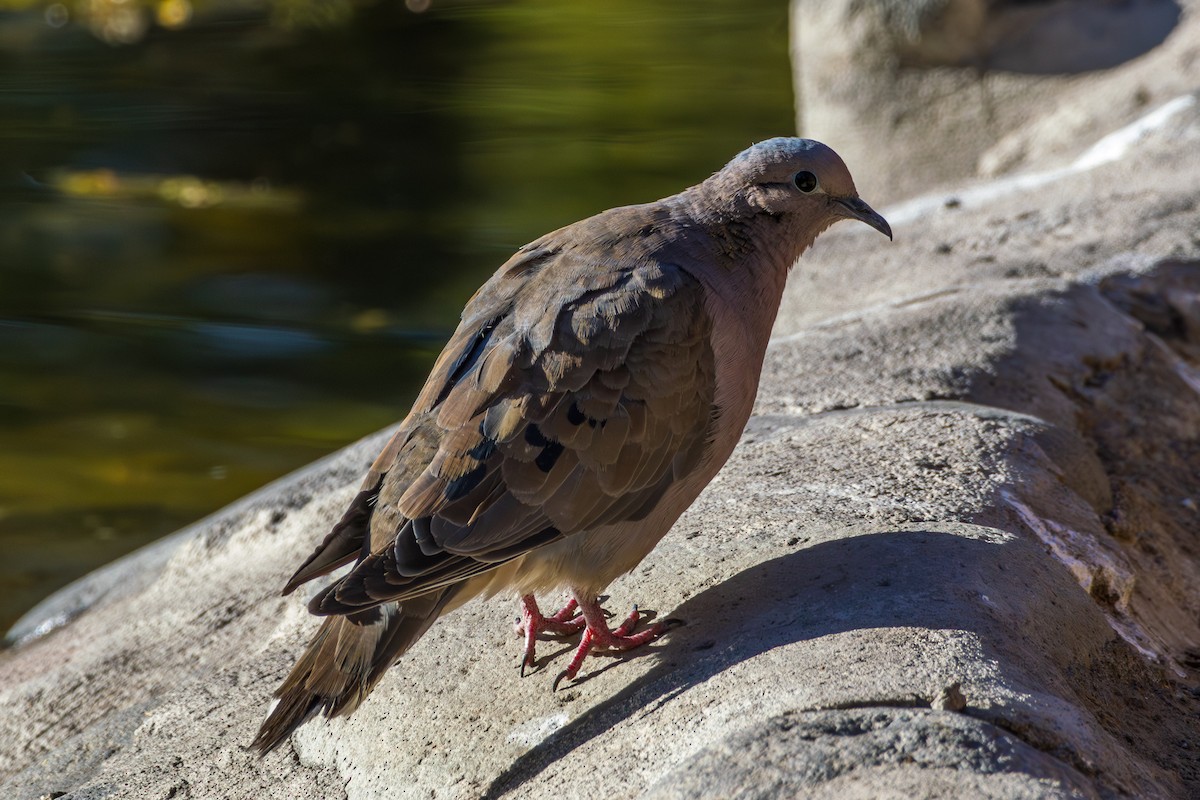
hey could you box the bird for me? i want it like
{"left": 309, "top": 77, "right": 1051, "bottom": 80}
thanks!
{"left": 251, "top": 137, "right": 892, "bottom": 754}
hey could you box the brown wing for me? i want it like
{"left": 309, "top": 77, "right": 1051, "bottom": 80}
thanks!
{"left": 288, "top": 234, "right": 716, "bottom": 616}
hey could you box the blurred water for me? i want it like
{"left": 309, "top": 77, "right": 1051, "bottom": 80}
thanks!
{"left": 0, "top": 0, "right": 794, "bottom": 632}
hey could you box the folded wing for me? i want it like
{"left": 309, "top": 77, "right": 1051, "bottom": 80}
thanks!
{"left": 286, "top": 232, "right": 717, "bottom": 617}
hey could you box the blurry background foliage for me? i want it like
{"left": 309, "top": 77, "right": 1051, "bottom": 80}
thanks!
{"left": 0, "top": 0, "right": 794, "bottom": 632}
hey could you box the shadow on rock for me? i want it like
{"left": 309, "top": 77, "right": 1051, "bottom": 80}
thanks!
{"left": 985, "top": 0, "right": 1181, "bottom": 75}
{"left": 966, "top": 260, "right": 1200, "bottom": 665}
{"left": 483, "top": 527, "right": 1016, "bottom": 799}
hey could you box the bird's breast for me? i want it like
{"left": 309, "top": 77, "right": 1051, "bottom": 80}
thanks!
{"left": 702, "top": 274, "right": 784, "bottom": 449}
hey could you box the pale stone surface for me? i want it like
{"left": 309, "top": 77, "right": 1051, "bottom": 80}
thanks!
{"left": 792, "top": 0, "right": 1198, "bottom": 202}
{"left": 4, "top": 52, "right": 1200, "bottom": 800}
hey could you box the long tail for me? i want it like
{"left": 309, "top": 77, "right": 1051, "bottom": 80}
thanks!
{"left": 251, "top": 587, "right": 458, "bottom": 754}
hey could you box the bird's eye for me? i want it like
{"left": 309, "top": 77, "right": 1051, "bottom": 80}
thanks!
{"left": 793, "top": 171, "right": 818, "bottom": 193}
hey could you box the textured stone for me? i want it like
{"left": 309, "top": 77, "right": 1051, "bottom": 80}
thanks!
{"left": 792, "top": 0, "right": 1196, "bottom": 201}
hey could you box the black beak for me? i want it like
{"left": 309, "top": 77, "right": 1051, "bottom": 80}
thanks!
{"left": 836, "top": 196, "right": 892, "bottom": 240}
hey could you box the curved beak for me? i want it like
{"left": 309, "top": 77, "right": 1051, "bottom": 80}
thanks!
{"left": 835, "top": 196, "right": 892, "bottom": 240}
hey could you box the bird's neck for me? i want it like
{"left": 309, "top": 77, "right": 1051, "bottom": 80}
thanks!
{"left": 669, "top": 190, "right": 819, "bottom": 309}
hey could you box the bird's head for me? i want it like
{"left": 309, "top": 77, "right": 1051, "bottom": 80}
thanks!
{"left": 712, "top": 137, "right": 892, "bottom": 242}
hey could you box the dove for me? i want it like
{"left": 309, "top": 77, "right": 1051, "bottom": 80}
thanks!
{"left": 251, "top": 137, "right": 891, "bottom": 754}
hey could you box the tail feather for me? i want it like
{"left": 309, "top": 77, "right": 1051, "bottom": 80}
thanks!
{"left": 251, "top": 587, "right": 458, "bottom": 754}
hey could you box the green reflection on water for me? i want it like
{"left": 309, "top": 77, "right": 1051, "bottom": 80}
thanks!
{"left": 0, "top": 0, "right": 793, "bottom": 633}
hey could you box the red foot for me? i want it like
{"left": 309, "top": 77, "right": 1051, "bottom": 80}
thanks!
{"left": 551, "top": 594, "right": 677, "bottom": 690}
{"left": 515, "top": 594, "right": 587, "bottom": 675}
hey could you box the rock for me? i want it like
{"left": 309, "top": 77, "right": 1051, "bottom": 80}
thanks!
{"left": 643, "top": 709, "right": 1100, "bottom": 800}
{"left": 792, "top": 0, "right": 1195, "bottom": 201}
{"left": 932, "top": 682, "right": 966, "bottom": 712}
{"left": 3, "top": 60, "right": 1200, "bottom": 800}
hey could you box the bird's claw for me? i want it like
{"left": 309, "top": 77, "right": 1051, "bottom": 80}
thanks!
{"left": 516, "top": 594, "right": 588, "bottom": 674}
{"left": 518, "top": 595, "right": 682, "bottom": 687}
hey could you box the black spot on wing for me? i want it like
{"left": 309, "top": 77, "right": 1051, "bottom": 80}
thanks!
{"left": 445, "top": 463, "right": 488, "bottom": 502}
{"left": 524, "top": 423, "right": 551, "bottom": 448}
{"left": 535, "top": 441, "right": 564, "bottom": 473}
{"left": 434, "top": 318, "right": 499, "bottom": 408}
{"left": 567, "top": 402, "right": 586, "bottom": 426}
{"left": 523, "top": 422, "right": 564, "bottom": 472}
{"left": 469, "top": 437, "right": 497, "bottom": 461}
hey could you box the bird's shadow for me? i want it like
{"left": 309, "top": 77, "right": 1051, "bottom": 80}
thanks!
{"left": 482, "top": 528, "right": 1022, "bottom": 799}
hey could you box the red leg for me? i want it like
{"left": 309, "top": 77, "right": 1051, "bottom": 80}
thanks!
{"left": 544, "top": 597, "right": 582, "bottom": 628}
{"left": 515, "top": 594, "right": 587, "bottom": 675}
{"left": 552, "top": 593, "right": 676, "bottom": 690}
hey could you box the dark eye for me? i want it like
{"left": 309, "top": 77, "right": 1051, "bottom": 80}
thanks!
{"left": 793, "top": 171, "right": 818, "bottom": 193}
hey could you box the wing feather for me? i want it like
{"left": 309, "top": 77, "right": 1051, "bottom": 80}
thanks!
{"left": 300, "top": 237, "right": 717, "bottom": 617}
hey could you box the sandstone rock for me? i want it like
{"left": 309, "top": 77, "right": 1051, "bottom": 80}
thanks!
{"left": 792, "top": 0, "right": 1195, "bottom": 201}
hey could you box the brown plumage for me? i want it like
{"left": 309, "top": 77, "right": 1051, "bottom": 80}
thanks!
{"left": 251, "top": 137, "right": 891, "bottom": 754}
